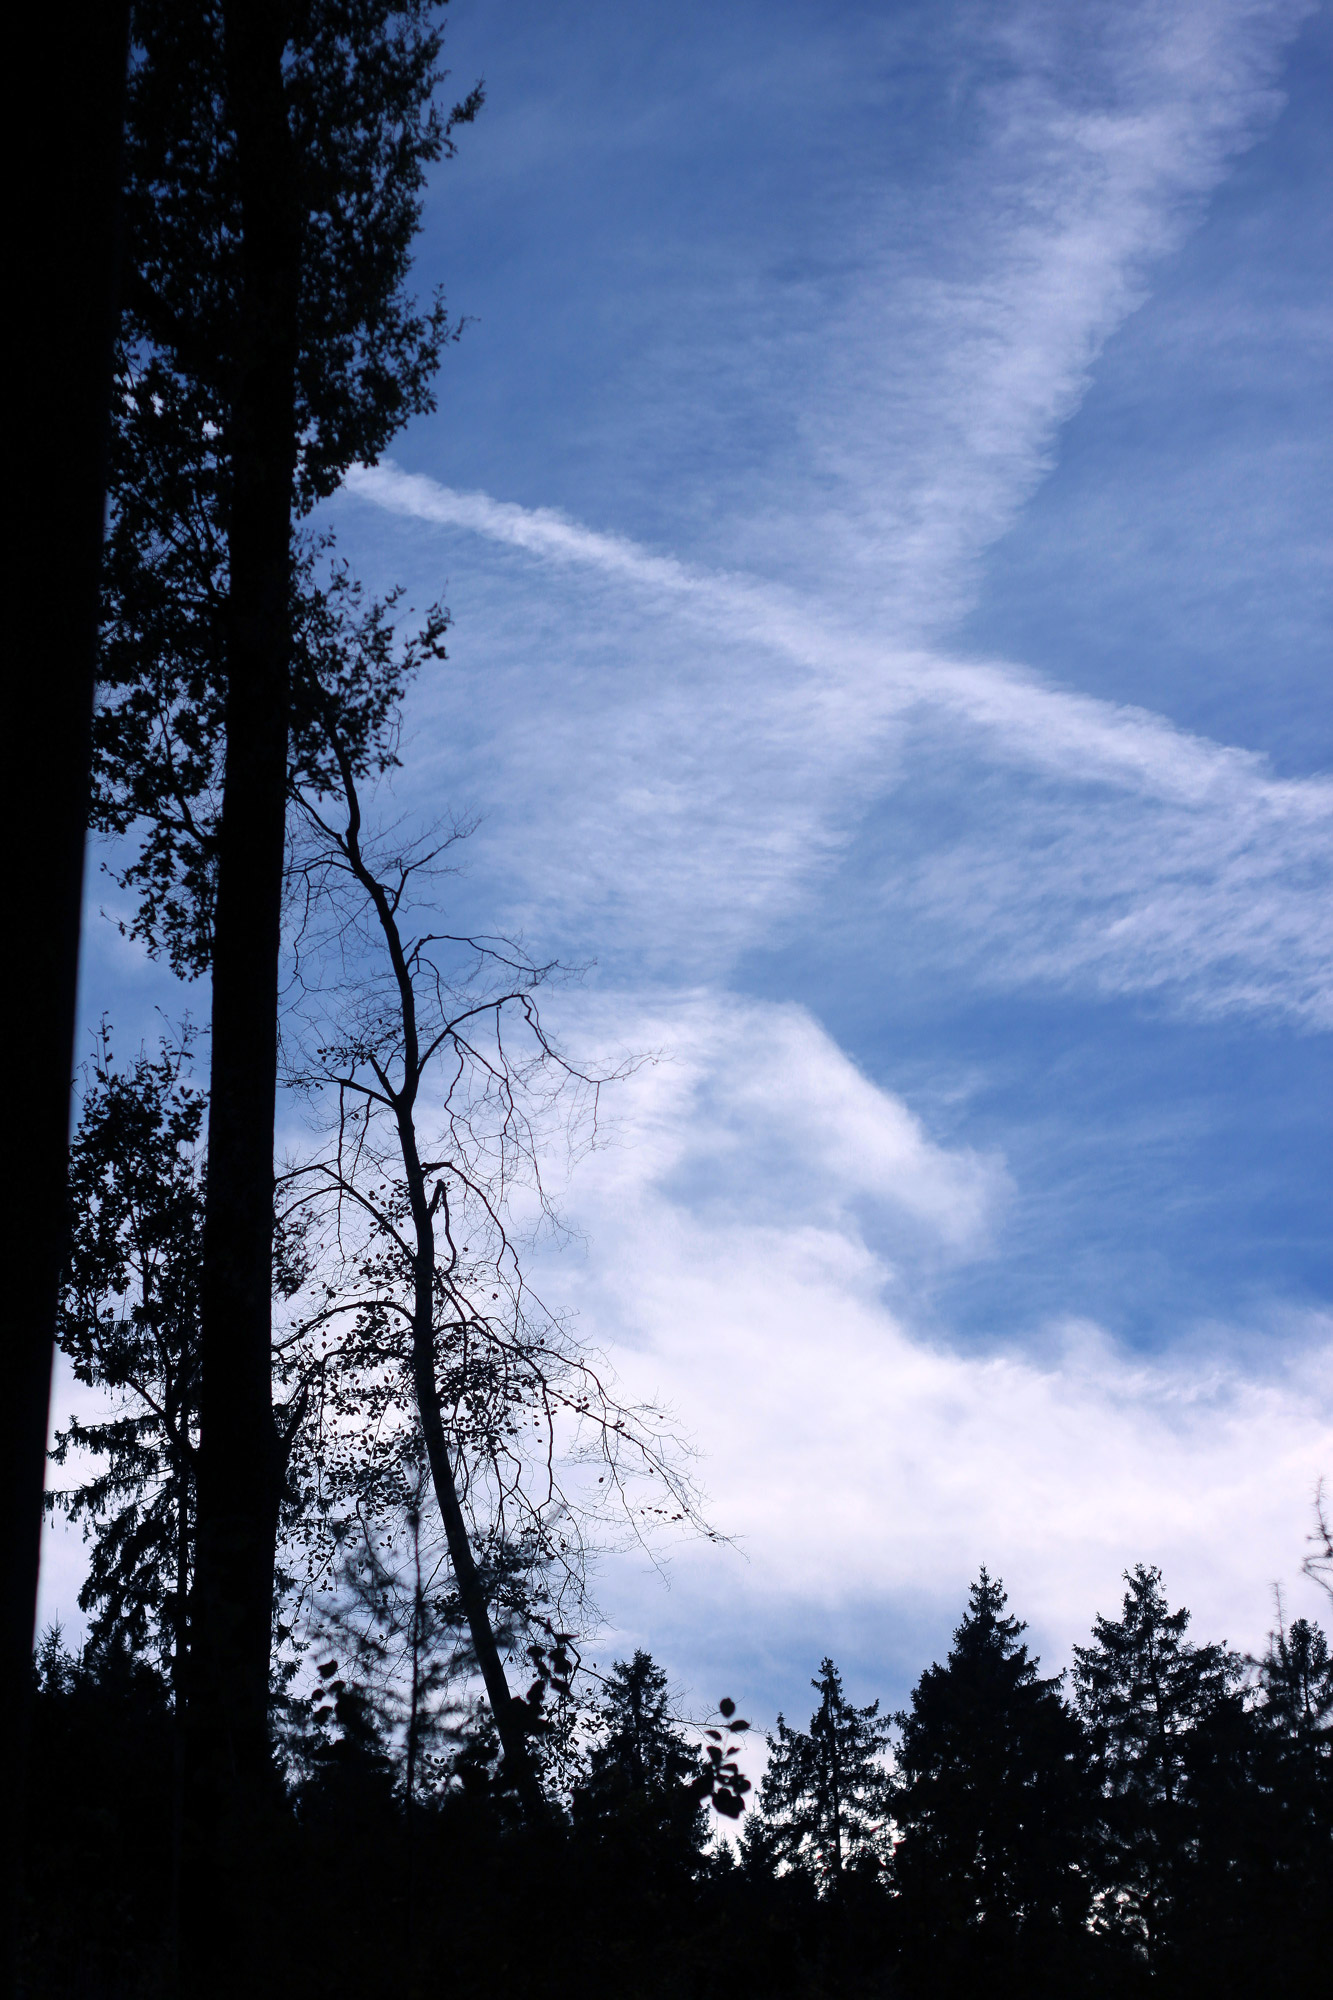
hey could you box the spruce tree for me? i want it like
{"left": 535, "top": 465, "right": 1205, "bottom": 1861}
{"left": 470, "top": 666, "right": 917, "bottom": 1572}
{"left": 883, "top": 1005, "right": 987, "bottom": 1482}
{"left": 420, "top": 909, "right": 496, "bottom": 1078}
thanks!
{"left": 752, "top": 1657, "right": 892, "bottom": 1889}
{"left": 576, "top": 1651, "right": 709, "bottom": 1864}
{"left": 893, "top": 1571, "right": 1097, "bottom": 1989}
{"left": 1215, "top": 1615, "right": 1333, "bottom": 1986}
{"left": 1072, "top": 1563, "right": 1239, "bottom": 1971}
{"left": 50, "top": 1033, "right": 205, "bottom": 1703}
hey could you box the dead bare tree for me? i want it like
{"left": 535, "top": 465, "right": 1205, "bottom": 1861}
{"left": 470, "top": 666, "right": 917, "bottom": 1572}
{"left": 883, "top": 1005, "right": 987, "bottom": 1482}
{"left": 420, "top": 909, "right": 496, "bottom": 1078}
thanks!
{"left": 276, "top": 722, "right": 708, "bottom": 1818}
{"left": 1305, "top": 1478, "right": 1333, "bottom": 1605}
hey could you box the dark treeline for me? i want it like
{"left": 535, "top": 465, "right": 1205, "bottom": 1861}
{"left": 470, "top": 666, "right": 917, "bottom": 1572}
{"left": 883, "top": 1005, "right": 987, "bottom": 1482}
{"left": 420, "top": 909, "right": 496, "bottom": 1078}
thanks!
{"left": 21, "top": 1570, "right": 1332, "bottom": 1997}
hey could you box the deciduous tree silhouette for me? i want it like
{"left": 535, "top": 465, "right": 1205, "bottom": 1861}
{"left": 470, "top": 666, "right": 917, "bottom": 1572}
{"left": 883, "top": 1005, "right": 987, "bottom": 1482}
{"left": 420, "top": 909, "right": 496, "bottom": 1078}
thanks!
{"left": 279, "top": 729, "right": 707, "bottom": 1821}
{"left": 1305, "top": 1477, "right": 1333, "bottom": 1603}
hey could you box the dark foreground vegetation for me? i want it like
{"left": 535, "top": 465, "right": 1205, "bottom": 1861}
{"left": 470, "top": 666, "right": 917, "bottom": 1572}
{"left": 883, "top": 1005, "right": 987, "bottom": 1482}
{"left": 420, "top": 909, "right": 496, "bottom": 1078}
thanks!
{"left": 21, "top": 1570, "right": 1332, "bottom": 2000}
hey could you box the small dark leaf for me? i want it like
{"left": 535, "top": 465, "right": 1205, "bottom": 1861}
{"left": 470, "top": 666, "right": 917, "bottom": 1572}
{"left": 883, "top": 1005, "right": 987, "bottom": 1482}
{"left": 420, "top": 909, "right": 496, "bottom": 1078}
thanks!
{"left": 718, "top": 1697, "right": 736, "bottom": 1718}
{"left": 713, "top": 1789, "right": 743, "bottom": 1819}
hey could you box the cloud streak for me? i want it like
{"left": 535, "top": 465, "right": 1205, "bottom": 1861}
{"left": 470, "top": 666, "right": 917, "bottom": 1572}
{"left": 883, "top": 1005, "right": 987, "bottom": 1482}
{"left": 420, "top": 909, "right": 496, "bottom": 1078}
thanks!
{"left": 345, "top": 461, "right": 1332, "bottom": 1025}
{"left": 793, "top": 0, "right": 1318, "bottom": 618}
{"left": 337, "top": 4, "right": 1328, "bottom": 1024}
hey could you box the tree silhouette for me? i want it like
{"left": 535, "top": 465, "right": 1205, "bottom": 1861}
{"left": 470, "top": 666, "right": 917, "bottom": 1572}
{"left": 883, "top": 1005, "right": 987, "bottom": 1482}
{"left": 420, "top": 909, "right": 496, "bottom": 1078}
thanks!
{"left": 1073, "top": 1562, "right": 1239, "bottom": 1972}
{"left": 8, "top": 12, "right": 130, "bottom": 1977}
{"left": 1189, "top": 1612, "right": 1333, "bottom": 1988}
{"left": 893, "top": 1571, "right": 1098, "bottom": 1991}
{"left": 94, "top": 6, "right": 480, "bottom": 1856}
{"left": 576, "top": 1651, "right": 710, "bottom": 1863}
{"left": 50, "top": 1030, "right": 204, "bottom": 1695}
{"left": 277, "top": 725, "right": 707, "bottom": 1819}
{"left": 750, "top": 1657, "right": 892, "bottom": 1889}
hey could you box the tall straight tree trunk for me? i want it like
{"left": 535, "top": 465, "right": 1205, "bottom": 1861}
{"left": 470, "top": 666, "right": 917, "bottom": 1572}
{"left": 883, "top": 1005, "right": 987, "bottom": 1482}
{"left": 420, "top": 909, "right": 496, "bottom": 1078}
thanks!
{"left": 189, "top": 0, "right": 299, "bottom": 1824}
{"left": 6, "top": 8, "right": 130, "bottom": 1982}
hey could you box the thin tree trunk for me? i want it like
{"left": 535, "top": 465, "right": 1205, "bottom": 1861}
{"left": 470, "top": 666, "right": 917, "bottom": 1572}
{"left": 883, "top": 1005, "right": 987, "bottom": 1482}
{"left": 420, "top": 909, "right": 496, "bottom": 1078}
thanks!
{"left": 329, "top": 750, "right": 547, "bottom": 1821}
{"left": 406, "top": 1521, "right": 422, "bottom": 1947}
{"left": 189, "top": 0, "right": 298, "bottom": 1856}
{"left": 406, "top": 1195, "right": 548, "bottom": 1822}
{"left": 169, "top": 1396, "right": 190, "bottom": 1995}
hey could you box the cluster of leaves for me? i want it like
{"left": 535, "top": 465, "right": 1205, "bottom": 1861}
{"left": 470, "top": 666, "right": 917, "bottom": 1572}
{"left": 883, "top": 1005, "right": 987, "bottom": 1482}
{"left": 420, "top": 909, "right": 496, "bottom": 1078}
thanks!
{"left": 698, "top": 1698, "right": 753, "bottom": 1819}
{"left": 94, "top": 0, "right": 472, "bottom": 976}
{"left": 47, "top": 1028, "right": 204, "bottom": 1684}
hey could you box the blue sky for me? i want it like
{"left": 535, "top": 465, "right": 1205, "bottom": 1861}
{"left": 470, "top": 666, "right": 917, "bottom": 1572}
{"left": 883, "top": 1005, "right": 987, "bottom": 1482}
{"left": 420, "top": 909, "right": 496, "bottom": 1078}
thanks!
{"left": 46, "top": 0, "right": 1331, "bottom": 1741}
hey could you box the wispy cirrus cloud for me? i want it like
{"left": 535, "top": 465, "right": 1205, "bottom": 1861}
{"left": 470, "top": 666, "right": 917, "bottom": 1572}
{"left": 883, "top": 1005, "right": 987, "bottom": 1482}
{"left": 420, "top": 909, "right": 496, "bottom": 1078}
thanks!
{"left": 335, "top": 2, "right": 1327, "bottom": 1025}
{"left": 344, "top": 461, "right": 1333, "bottom": 1026}
{"left": 600, "top": 0, "right": 1316, "bottom": 622}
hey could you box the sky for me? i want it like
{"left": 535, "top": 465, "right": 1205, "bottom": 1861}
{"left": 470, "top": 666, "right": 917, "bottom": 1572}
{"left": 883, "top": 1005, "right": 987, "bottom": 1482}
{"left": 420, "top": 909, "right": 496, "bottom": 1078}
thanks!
{"left": 44, "top": 0, "right": 1332, "bottom": 1742}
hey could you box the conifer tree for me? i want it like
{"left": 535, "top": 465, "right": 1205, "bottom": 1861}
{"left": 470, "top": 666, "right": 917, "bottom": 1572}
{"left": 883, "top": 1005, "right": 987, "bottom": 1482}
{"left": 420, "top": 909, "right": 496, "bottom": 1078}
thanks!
{"left": 50, "top": 1032, "right": 205, "bottom": 1701}
{"left": 577, "top": 1651, "right": 709, "bottom": 1862}
{"left": 1258, "top": 1613, "right": 1333, "bottom": 1744}
{"left": 893, "top": 1571, "right": 1097, "bottom": 1981}
{"left": 1226, "top": 1614, "right": 1333, "bottom": 1983}
{"left": 1072, "top": 1563, "right": 1239, "bottom": 1969}
{"left": 752, "top": 1658, "right": 892, "bottom": 1889}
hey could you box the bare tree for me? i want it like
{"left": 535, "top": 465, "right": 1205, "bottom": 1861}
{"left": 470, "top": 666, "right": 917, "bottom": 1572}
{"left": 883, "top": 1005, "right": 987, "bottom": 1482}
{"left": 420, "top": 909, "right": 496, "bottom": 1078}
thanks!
{"left": 1305, "top": 1478, "right": 1333, "bottom": 1605}
{"left": 276, "top": 724, "right": 707, "bottom": 1818}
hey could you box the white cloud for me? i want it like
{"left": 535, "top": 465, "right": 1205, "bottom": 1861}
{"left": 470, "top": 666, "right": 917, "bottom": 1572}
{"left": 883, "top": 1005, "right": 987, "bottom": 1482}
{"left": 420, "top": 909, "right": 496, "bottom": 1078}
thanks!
{"left": 549, "top": 990, "right": 1005, "bottom": 1254}
{"left": 640, "top": 0, "right": 1316, "bottom": 620}
{"left": 39, "top": 986, "right": 1333, "bottom": 1688}
{"left": 531, "top": 995, "right": 1333, "bottom": 1679}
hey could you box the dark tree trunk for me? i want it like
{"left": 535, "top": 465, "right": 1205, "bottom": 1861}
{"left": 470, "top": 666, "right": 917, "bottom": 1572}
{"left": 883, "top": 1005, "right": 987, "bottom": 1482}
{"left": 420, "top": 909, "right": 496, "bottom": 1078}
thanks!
{"left": 408, "top": 1266, "right": 549, "bottom": 1823}
{"left": 187, "top": 0, "right": 298, "bottom": 1838}
{"left": 5, "top": 3, "right": 130, "bottom": 1985}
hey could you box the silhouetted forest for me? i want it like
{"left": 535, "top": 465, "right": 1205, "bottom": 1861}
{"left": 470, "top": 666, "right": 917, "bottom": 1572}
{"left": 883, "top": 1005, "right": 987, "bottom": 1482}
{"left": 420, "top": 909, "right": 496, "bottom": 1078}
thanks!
{"left": 21, "top": 1568, "right": 1333, "bottom": 1997}
{"left": 13, "top": 6, "right": 1331, "bottom": 1997}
